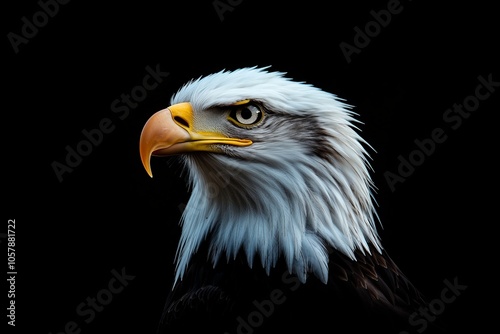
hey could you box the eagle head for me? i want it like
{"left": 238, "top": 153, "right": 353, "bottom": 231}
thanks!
{"left": 139, "top": 67, "right": 381, "bottom": 286}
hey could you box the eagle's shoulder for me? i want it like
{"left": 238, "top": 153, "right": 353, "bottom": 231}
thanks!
{"left": 157, "top": 242, "right": 443, "bottom": 334}
{"left": 327, "top": 244, "right": 427, "bottom": 315}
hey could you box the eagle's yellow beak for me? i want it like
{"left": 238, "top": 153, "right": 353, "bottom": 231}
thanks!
{"left": 139, "top": 102, "right": 252, "bottom": 177}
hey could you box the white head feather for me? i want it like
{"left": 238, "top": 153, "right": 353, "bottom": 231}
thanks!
{"left": 169, "top": 67, "right": 382, "bottom": 285}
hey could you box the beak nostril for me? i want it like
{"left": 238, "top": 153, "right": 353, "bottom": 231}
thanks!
{"left": 174, "top": 116, "right": 190, "bottom": 129}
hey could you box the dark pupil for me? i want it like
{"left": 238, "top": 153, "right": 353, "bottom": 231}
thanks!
{"left": 241, "top": 108, "right": 252, "bottom": 119}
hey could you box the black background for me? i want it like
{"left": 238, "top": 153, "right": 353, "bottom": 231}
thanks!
{"left": 4, "top": 0, "right": 498, "bottom": 333}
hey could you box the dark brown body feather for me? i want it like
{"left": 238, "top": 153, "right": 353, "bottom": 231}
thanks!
{"left": 157, "top": 241, "right": 444, "bottom": 334}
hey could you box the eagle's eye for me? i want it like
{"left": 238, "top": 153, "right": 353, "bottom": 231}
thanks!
{"left": 228, "top": 103, "right": 265, "bottom": 128}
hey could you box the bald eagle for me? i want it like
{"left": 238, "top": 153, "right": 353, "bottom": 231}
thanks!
{"left": 139, "top": 67, "right": 434, "bottom": 333}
